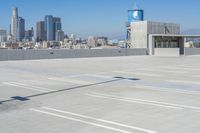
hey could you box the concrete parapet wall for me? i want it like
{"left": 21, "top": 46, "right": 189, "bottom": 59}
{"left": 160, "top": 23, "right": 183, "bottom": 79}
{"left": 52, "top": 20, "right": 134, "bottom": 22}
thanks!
{"left": 0, "top": 48, "right": 148, "bottom": 61}
{"left": 154, "top": 48, "right": 180, "bottom": 56}
{"left": 185, "top": 48, "right": 200, "bottom": 55}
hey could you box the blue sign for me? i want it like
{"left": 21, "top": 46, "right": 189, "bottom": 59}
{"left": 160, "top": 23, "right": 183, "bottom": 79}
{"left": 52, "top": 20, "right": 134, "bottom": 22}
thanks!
{"left": 128, "top": 10, "right": 144, "bottom": 23}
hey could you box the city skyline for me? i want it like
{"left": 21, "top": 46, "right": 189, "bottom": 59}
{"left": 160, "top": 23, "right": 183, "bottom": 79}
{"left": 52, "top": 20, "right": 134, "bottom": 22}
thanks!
{"left": 0, "top": 0, "right": 200, "bottom": 39}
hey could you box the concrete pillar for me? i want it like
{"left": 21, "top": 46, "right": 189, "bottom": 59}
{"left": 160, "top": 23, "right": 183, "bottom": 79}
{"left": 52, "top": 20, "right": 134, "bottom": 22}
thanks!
{"left": 179, "top": 37, "right": 185, "bottom": 55}
{"left": 148, "top": 35, "right": 154, "bottom": 55}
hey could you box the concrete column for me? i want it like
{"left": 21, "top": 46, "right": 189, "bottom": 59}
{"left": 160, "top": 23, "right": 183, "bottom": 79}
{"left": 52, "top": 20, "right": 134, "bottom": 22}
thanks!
{"left": 148, "top": 35, "right": 154, "bottom": 55}
{"left": 179, "top": 37, "right": 185, "bottom": 55}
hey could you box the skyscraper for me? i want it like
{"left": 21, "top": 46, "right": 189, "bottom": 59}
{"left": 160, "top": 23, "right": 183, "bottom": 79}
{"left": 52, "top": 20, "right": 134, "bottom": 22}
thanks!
{"left": 11, "top": 7, "right": 18, "bottom": 42}
{"left": 53, "top": 17, "right": 62, "bottom": 40}
{"left": 45, "top": 15, "right": 54, "bottom": 41}
{"left": 24, "top": 27, "right": 34, "bottom": 41}
{"left": 11, "top": 7, "right": 26, "bottom": 42}
{"left": 36, "top": 21, "right": 45, "bottom": 42}
{"left": 43, "top": 15, "right": 62, "bottom": 41}
{"left": 17, "top": 17, "right": 25, "bottom": 41}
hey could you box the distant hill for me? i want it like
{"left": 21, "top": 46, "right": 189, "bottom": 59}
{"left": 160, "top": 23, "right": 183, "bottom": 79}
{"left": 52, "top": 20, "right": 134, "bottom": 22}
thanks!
{"left": 107, "top": 32, "right": 126, "bottom": 40}
{"left": 182, "top": 29, "right": 200, "bottom": 35}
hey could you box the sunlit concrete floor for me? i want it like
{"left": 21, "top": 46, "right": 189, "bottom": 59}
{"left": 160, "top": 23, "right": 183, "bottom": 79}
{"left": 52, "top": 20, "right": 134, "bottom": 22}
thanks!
{"left": 0, "top": 55, "right": 200, "bottom": 133}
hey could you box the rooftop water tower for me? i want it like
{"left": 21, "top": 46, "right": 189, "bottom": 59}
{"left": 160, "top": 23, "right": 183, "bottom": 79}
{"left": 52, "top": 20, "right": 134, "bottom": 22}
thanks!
{"left": 126, "top": 1, "right": 144, "bottom": 48}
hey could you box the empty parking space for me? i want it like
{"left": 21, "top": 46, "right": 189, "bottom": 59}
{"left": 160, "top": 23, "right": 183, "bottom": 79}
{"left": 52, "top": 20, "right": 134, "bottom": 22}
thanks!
{"left": 0, "top": 56, "right": 200, "bottom": 133}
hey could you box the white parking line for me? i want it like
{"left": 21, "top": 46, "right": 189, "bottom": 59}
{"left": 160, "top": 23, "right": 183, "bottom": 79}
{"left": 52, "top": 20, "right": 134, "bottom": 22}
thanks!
{"left": 167, "top": 80, "right": 200, "bottom": 85}
{"left": 48, "top": 77, "right": 92, "bottom": 85}
{"left": 32, "top": 107, "right": 156, "bottom": 133}
{"left": 31, "top": 109, "right": 134, "bottom": 133}
{"left": 86, "top": 93, "right": 200, "bottom": 111}
{"left": 158, "top": 66, "right": 200, "bottom": 71}
{"left": 83, "top": 74, "right": 112, "bottom": 79}
{"left": 10, "top": 82, "right": 55, "bottom": 91}
{"left": 3, "top": 82, "right": 48, "bottom": 92}
{"left": 137, "top": 69, "right": 185, "bottom": 74}
{"left": 22, "top": 80, "right": 44, "bottom": 84}
{"left": 95, "top": 71, "right": 112, "bottom": 75}
{"left": 173, "top": 65, "right": 197, "bottom": 68}
{"left": 113, "top": 71, "right": 161, "bottom": 77}
{"left": 178, "top": 65, "right": 200, "bottom": 68}
{"left": 66, "top": 72, "right": 111, "bottom": 78}
{"left": 86, "top": 93, "right": 183, "bottom": 110}
{"left": 132, "top": 85, "right": 200, "bottom": 95}
{"left": 3, "top": 82, "right": 54, "bottom": 92}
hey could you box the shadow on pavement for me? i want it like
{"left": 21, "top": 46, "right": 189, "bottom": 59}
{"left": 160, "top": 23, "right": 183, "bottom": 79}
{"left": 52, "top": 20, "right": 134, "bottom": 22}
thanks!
{"left": 0, "top": 76, "right": 140, "bottom": 105}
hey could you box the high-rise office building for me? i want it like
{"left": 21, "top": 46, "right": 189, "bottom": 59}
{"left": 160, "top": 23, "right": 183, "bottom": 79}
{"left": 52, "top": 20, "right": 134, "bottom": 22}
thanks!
{"left": 43, "top": 15, "right": 62, "bottom": 41}
{"left": 45, "top": 15, "right": 54, "bottom": 41}
{"left": 17, "top": 17, "right": 25, "bottom": 41}
{"left": 11, "top": 7, "right": 18, "bottom": 42}
{"left": 36, "top": 21, "right": 45, "bottom": 42}
{"left": 11, "top": 7, "right": 26, "bottom": 42}
{"left": 24, "top": 27, "right": 34, "bottom": 41}
{"left": 53, "top": 17, "right": 62, "bottom": 40}
{"left": 56, "top": 30, "right": 64, "bottom": 42}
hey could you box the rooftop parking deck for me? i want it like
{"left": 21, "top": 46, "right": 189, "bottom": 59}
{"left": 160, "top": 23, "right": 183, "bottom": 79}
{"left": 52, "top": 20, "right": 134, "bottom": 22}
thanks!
{"left": 0, "top": 56, "right": 200, "bottom": 133}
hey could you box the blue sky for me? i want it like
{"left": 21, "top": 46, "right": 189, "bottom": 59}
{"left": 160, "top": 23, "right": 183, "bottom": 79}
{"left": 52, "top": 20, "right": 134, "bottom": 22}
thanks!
{"left": 0, "top": 0, "right": 200, "bottom": 39}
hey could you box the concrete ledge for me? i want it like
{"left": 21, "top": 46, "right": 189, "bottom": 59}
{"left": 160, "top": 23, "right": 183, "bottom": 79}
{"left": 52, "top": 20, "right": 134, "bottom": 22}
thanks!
{"left": 154, "top": 48, "right": 180, "bottom": 56}
{"left": 0, "top": 48, "right": 148, "bottom": 61}
{"left": 185, "top": 48, "right": 200, "bottom": 55}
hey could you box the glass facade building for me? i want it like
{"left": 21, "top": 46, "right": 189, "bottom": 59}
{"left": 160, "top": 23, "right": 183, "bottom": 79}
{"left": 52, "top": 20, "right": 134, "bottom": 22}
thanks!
{"left": 45, "top": 15, "right": 54, "bottom": 41}
{"left": 36, "top": 21, "right": 46, "bottom": 42}
{"left": 11, "top": 7, "right": 18, "bottom": 42}
{"left": 44, "top": 16, "right": 62, "bottom": 41}
{"left": 17, "top": 17, "right": 25, "bottom": 41}
{"left": 53, "top": 17, "right": 62, "bottom": 40}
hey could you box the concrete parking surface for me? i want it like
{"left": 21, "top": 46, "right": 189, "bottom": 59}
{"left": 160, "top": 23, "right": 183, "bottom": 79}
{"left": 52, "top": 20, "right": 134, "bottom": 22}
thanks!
{"left": 0, "top": 55, "right": 200, "bottom": 133}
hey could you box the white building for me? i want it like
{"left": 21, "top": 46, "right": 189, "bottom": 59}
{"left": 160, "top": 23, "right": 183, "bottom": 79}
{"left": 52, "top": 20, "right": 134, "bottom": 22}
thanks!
{"left": 130, "top": 21, "right": 200, "bottom": 56}
{"left": 87, "top": 36, "right": 96, "bottom": 48}
{"left": 56, "top": 30, "right": 64, "bottom": 42}
{"left": 130, "top": 21, "right": 180, "bottom": 48}
{"left": 69, "top": 34, "right": 76, "bottom": 46}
